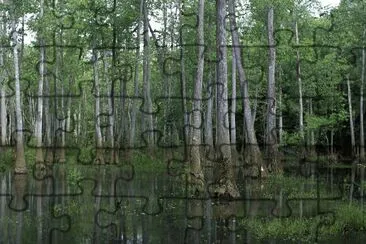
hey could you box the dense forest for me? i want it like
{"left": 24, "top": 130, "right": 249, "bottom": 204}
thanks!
{"left": 0, "top": 0, "right": 365, "bottom": 198}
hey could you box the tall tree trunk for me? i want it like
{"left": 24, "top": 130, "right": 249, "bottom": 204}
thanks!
{"left": 265, "top": 7, "right": 279, "bottom": 172}
{"left": 360, "top": 29, "right": 365, "bottom": 161}
{"left": 279, "top": 88, "right": 283, "bottom": 145}
{"left": 190, "top": 0, "right": 205, "bottom": 192}
{"left": 214, "top": 0, "right": 239, "bottom": 198}
{"left": 0, "top": 5, "right": 6, "bottom": 147}
{"left": 92, "top": 41, "right": 104, "bottom": 164}
{"left": 11, "top": 10, "right": 27, "bottom": 174}
{"left": 295, "top": 21, "right": 306, "bottom": 159}
{"left": 35, "top": 37, "right": 45, "bottom": 163}
{"left": 347, "top": 74, "right": 355, "bottom": 156}
{"left": 228, "top": 0, "right": 267, "bottom": 176}
{"left": 179, "top": 1, "right": 189, "bottom": 160}
{"left": 104, "top": 52, "right": 115, "bottom": 164}
{"left": 143, "top": 1, "right": 154, "bottom": 154}
{"left": 231, "top": 52, "right": 236, "bottom": 146}
{"left": 44, "top": 65, "right": 53, "bottom": 164}
{"left": 130, "top": 0, "right": 144, "bottom": 150}
{"left": 35, "top": 0, "right": 45, "bottom": 163}
{"left": 205, "top": 72, "right": 214, "bottom": 159}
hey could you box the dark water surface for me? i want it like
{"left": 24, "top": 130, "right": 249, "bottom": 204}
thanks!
{"left": 0, "top": 163, "right": 365, "bottom": 243}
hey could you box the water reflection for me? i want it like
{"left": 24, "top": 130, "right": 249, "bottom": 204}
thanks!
{"left": 0, "top": 163, "right": 365, "bottom": 243}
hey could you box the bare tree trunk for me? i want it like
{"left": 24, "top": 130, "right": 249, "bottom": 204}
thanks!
{"left": 265, "top": 7, "right": 279, "bottom": 172}
{"left": 295, "top": 22, "right": 304, "bottom": 140}
{"left": 103, "top": 52, "right": 115, "bottom": 164}
{"left": 228, "top": 0, "right": 266, "bottom": 176}
{"left": 143, "top": 1, "right": 154, "bottom": 153}
{"left": 295, "top": 21, "right": 306, "bottom": 158}
{"left": 252, "top": 85, "right": 258, "bottom": 125}
{"left": 205, "top": 72, "right": 214, "bottom": 159}
{"left": 35, "top": 0, "right": 45, "bottom": 163}
{"left": 307, "top": 99, "right": 316, "bottom": 157}
{"left": 231, "top": 52, "right": 236, "bottom": 146}
{"left": 347, "top": 74, "right": 356, "bottom": 155}
{"left": 214, "top": 0, "right": 239, "bottom": 198}
{"left": 0, "top": 6, "right": 6, "bottom": 147}
{"left": 35, "top": 38, "right": 45, "bottom": 163}
{"left": 130, "top": 0, "right": 144, "bottom": 150}
{"left": 279, "top": 88, "right": 283, "bottom": 145}
{"left": 11, "top": 11, "right": 27, "bottom": 174}
{"left": 92, "top": 41, "right": 104, "bottom": 164}
{"left": 179, "top": 1, "right": 189, "bottom": 160}
{"left": 44, "top": 66, "right": 53, "bottom": 164}
{"left": 189, "top": 0, "right": 205, "bottom": 192}
{"left": 360, "top": 29, "right": 365, "bottom": 161}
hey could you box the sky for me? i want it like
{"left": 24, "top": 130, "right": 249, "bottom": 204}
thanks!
{"left": 23, "top": 0, "right": 342, "bottom": 45}
{"left": 320, "top": 0, "right": 340, "bottom": 8}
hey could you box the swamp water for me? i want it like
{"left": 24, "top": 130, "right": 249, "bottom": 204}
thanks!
{"left": 0, "top": 163, "right": 365, "bottom": 243}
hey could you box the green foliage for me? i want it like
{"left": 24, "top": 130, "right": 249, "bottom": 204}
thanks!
{"left": 132, "top": 151, "right": 166, "bottom": 172}
{"left": 67, "top": 167, "right": 83, "bottom": 186}
{"left": 0, "top": 149, "right": 13, "bottom": 172}
{"left": 282, "top": 131, "right": 303, "bottom": 145}
{"left": 241, "top": 217, "right": 315, "bottom": 242}
{"left": 241, "top": 202, "right": 366, "bottom": 242}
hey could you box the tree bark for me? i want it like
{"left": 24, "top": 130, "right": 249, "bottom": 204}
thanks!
{"left": 360, "top": 29, "right": 365, "bottom": 161}
{"left": 104, "top": 52, "right": 115, "bottom": 164}
{"left": 0, "top": 6, "right": 6, "bottom": 147}
{"left": 179, "top": 1, "right": 189, "bottom": 160}
{"left": 190, "top": 0, "right": 205, "bottom": 192}
{"left": 35, "top": 37, "right": 45, "bottom": 163}
{"left": 130, "top": 0, "right": 144, "bottom": 150}
{"left": 143, "top": 1, "right": 154, "bottom": 153}
{"left": 92, "top": 41, "right": 104, "bottom": 164}
{"left": 228, "top": 0, "right": 266, "bottom": 177}
{"left": 35, "top": 0, "right": 45, "bottom": 163}
{"left": 214, "top": 0, "right": 239, "bottom": 198}
{"left": 279, "top": 88, "right": 283, "bottom": 145}
{"left": 205, "top": 72, "right": 214, "bottom": 159}
{"left": 11, "top": 10, "right": 27, "bottom": 174}
{"left": 265, "top": 7, "right": 279, "bottom": 172}
{"left": 347, "top": 74, "right": 355, "bottom": 155}
{"left": 231, "top": 52, "right": 236, "bottom": 146}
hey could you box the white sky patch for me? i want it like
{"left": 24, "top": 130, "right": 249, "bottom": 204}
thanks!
{"left": 320, "top": 0, "right": 340, "bottom": 8}
{"left": 23, "top": 0, "right": 341, "bottom": 45}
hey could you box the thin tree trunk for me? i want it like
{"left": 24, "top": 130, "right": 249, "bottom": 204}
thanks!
{"left": 347, "top": 74, "right": 355, "bottom": 155}
{"left": 231, "top": 52, "right": 236, "bottom": 146}
{"left": 92, "top": 41, "right": 104, "bottom": 164}
{"left": 308, "top": 99, "right": 316, "bottom": 157}
{"left": 0, "top": 6, "right": 6, "bottom": 147}
{"left": 35, "top": 34, "right": 45, "bottom": 163}
{"left": 205, "top": 72, "right": 214, "bottom": 159}
{"left": 11, "top": 11, "right": 27, "bottom": 174}
{"left": 295, "top": 22, "right": 304, "bottom": 141}
{"left": 265, "top": 7, "right": 278, "bottom": 172}
{"left": 35, "top": 8, "right": 45, "bottom": 161}
{"left": 143, "top": 1, "right": 154, "bottom": 153}
{"left": 179, "top": 1, "right": 189, "bottom": 160}
{"left": 44, "top": 64, "right": 53, "bottom": 164}
{"left": 279, "top": 88, "right": 283, "bottom": 145}
{"left": 104, "top": 52, "right": 115, "bottom": 164}
{"left": 130, "top": 0, "right": 144, "bottom": 149}
{"left": 360, "top": 29, "right": 365, "bottom": 161}
{"left": 228, "top": 0, "right": 266, "bottom": 176}
{"left": 251, "top": 85, "right": 258, "bottom": 125}
{"left": 215, "top": 0, "right": 239, "bottom": 198}
{"left": 190, "top": 0, "right": 205, "bottom": 191}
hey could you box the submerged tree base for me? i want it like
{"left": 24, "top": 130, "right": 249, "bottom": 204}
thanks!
{"left": 210, "top": 178, "right": 240, "bottom": 199}
{"left": 243, "top": 145, "right": 269, "bottom": 177}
